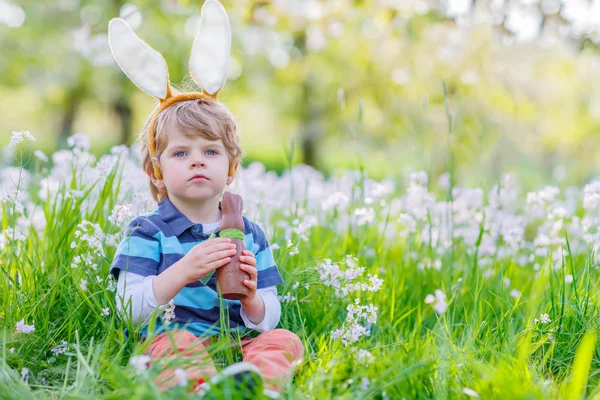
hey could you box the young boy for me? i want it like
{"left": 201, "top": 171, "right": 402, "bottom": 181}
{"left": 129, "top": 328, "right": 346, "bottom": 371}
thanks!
{"left": 109, "top": 98, "right": 303, "bottom": 396}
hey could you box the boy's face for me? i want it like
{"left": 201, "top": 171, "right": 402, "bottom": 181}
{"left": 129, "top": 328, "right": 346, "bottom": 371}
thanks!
{"left": 153, "top": 126, "right": 234, "bottom": 205}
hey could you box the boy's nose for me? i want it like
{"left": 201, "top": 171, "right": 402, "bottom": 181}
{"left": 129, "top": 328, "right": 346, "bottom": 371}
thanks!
{"left": 189, "top": 152, "right": 205, "bottom": 168}
{"left": 190, "top": 159, "right": 205, "bottom": 168}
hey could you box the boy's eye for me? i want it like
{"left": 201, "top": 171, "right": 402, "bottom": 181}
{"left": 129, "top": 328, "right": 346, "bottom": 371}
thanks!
{"left": 174, "top": 151, "right": 187, "bottom": 157}
{"left": 206, "top": 150, "right": 218, "bottom": 155}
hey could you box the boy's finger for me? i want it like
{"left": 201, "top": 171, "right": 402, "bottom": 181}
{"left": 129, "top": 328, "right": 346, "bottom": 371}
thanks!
{"left": 203, "top": 238, "right": 232, "bottom": 248}
{"left": 209, "top": 248, "right": 237, "bottom": 261}
{"left": 207, "top": 257, "right": 231, "bottom": 270}
{"left": 239, "top": 255, "right": 256, "bottom": 266}
{"left": 243, "top": 280, "right": 257, "bottom": 290}
{"left": 205, "top": 243, "right": 236, "bottom": 254}
{"left": 240, "top": 264, "right": 257, "bottom": 278}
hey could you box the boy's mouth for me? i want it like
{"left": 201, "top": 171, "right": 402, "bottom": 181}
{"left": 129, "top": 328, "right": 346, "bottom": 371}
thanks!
{"left": 189, "top": 174, "right": 209, "bottom": 182}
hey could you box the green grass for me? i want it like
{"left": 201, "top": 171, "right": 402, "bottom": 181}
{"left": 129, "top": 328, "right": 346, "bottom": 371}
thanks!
{"left": 2, "top": 144, "right": 600, "bottom": 400}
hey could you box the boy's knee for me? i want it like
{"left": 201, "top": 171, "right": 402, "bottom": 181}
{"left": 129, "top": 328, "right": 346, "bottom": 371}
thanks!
{"left": 263, "top": 329, "right": 304, "bottom": 359}
{"left": 148, "top": 330, "right": 199, "bottom": 357}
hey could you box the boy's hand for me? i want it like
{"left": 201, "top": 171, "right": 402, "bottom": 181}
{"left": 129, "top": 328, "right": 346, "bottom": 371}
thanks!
{"left": 180, "top": 238, "right": 238, "bottom": 283}
{"left": 239, "top": 249, "right": 258, "bottom": 302}
{"left": 238, "top": 249, "right": 266, "bottom": 324}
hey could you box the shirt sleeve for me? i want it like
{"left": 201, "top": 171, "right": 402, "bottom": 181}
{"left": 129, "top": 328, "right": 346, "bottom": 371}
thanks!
{"left": 109, "top": 218, "right": 161, "bottom": 280}
{"left": 116, "top": 272, "right": 166, "bottom": 324}
{"left": 239, "top": 286, "right": 281, "bottom": 332}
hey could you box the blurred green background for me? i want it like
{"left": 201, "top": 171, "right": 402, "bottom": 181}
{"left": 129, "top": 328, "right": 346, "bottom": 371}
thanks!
{"left": 2, "top": 0, "right": 600, "bottom": 188}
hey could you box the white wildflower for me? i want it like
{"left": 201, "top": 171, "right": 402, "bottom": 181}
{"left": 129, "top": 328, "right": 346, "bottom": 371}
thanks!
{"left": 332, "top": 300, "right": 377, "bottom": 346}
{"left": 9, "top": 130, "right": 35, "bottom": 147}
{"left": 129, "top": 355, "right": 151, "bottom": 374}
{"left": 425, "top": 289, "right": 448, "bottom": 314}
{"left": 15, "top": 319, "right": 35, "bottom": 334}
{"left": 66, "top": 133, "right": 90, "bottom": 150}
{"left": 175, "top": 368, "right": 188, "bottom": 386}
{"left": 33, "top": 150, "right": 48, "bottom": 162}
{"left": 80, "top": 279, "right": 87, "bottom": 292}
{"left": 162, "top": 299, "right": 176, "bottom": 324}
{"left": 565, "top": 274, "right": 573, "bottom": 284}
{"left": 360, "top": 376, "right": 370, "bottom": 390}
{"left": 109, "top": 204, "right": 133, "bottom": 226}
{"left": 51, "top": 341, "right": 68, "bottom": 356}
{"left": 21, "top": 367, "right": 29, "bottom": 381}
{"left": 462, "top": 388, "right": 480, "bottom": 398}
{"left": 540, "top": 313, "right": 551, "bottom": 324}
{"left": 278, "top": 293, "right": 296, "bottom": 302}
{"left": 355, "top": 349, "right": 375, "bottom": 365}
{"left": 106, "top": 279, "right": 117, "bottom": 292}
{"left": 102, "top": 307, "right": 110, "bottom": 316}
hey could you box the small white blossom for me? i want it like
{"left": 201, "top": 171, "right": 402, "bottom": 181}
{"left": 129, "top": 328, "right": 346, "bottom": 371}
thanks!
{"left": 360, "top": 376, "right": 370, "bottom": 390}
{"left": 109, "top": 204, "right": 133, "bottom": 225}
{"left": 129, "top": 355, "right": 151, "bottom": 374}
{"left": 9, "top": 130, "right": 35, "bottom": 147}
{"left": 510, "top": 289, "right": 521, "bottom": 299}
{"left": 162, "top": 299, "right": 176, "bottom": 324}
{"left": 462, "top": 388, "right": 480, "bottom": 398}
{"left": 102, "top": 307, "right": 110, "bottom": 316}
{"left": 15, "top": 320, "right": 35, "bottom": 334}
{"left": 80, "top": 279, "right": 87, "bottom": 292}
{"left": 67, "top": 133, "right": 90, "bottom": 150}
{"left": 175, "top": 368, "right": 188, "bottom": 386}
{"left": 565, "top": 274, "right": 573, "bottom": 284}
{"left": 355, "top": 349, "right": 375, "bottom": 365}
{"left": 278, "top": 293, "right": 296, "bottom": 302}
{"left": 21, "top": 367, "right": 29, "bottom": 381}
{"left": 425, "top": 289, "right": 448, "bottom": 314}
{"left": 33, "top": 150, "right": 49, "bottom": 162}
{"left": 106, "top": 279, "right": 117, "bottom": 292}
{"left": 540, "top": 313, "right": 551, "bottom": 324}
{"left": 51, "top": 341, "right": 68, "bottom": 356}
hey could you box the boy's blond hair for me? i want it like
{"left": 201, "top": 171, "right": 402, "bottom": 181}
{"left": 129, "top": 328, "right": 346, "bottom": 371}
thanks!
{"left": 139, "top": 98, "right": 244, "bottom": 202}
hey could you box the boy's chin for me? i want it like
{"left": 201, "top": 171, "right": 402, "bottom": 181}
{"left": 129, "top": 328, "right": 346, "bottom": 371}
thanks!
{"left": 174, "top": 192, "right": 221, "bottom": 203}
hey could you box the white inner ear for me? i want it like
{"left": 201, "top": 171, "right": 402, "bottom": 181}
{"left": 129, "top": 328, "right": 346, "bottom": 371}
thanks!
{"left": 109, "top": 18, "right": 169, "bottom": 100}
{"left": 189, "top": 0, "right": 231, "bottom": 95}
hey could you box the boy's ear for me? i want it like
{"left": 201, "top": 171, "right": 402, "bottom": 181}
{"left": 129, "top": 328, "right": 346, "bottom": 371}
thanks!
{"left": 227, "top": 161, "right": 239, "bottom": 184}
{"left": 146, "top": 167, "right": 166, "bottom": 191}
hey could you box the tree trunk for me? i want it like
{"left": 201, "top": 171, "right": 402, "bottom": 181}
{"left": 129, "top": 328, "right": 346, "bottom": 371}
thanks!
{"left": 114, "top": 97, "right": 132, "bottom": 145}
{"left": 59, "top": 88, "right": 83, "bottom": 146}
{"left": 299, "top": 73, "right": 321, "bottom": 168}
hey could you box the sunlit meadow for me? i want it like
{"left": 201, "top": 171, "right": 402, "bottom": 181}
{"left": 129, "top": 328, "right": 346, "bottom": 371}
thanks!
{"left": 2, "top": 129, "right": 600, "bottom": 399}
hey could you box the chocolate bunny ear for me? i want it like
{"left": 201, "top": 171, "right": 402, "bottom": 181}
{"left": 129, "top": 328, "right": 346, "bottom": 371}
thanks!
{"left": 108, "top": 18, "right": 171, "bottom": 100}
{"left": 189, "top": 0, "right": 231, "bottom": 98}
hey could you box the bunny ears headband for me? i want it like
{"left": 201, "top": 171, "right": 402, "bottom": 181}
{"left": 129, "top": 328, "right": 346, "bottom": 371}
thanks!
{"left": 108, "top": 0, "right": 232, "bottom": 180}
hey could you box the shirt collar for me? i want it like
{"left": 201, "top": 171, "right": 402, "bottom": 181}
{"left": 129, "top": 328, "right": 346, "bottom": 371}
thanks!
{"left": 158, "top": 197, "right": 221, "bottom": 237}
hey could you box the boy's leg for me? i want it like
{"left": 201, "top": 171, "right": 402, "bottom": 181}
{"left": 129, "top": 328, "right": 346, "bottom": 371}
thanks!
{"left": 240, "top": 329, "right": 304, "bottom": 393}
{"left": 145, "top": 329, "right": 218, "bottom": 391}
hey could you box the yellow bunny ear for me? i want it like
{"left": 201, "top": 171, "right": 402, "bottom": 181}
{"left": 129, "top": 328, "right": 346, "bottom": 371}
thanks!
{"left": 189, "top": 0, "right": 231, "bottom": 98}
{"left": 108, "top": 18, "right": 172, "bottom": 100}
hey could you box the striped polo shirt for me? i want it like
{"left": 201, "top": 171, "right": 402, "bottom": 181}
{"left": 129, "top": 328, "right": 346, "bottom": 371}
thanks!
{"left": 109, "top": 197, "right": 283, "bottom": 337}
